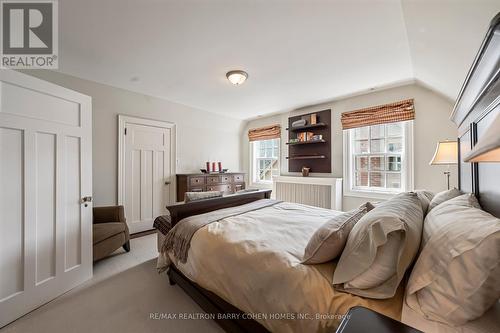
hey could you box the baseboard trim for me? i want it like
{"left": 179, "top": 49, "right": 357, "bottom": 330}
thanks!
{"left": 130, "top": 229, "right": 156, "bottom": 239}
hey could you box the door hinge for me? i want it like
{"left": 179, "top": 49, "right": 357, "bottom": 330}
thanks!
{"left": 124, "top": 127, "right": 127, "bottom": 135}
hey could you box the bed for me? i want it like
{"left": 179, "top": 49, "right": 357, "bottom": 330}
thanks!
{"left": 157, "top": 194, "right": 403, "bottom": 332}
{"left": 155, "top": 13, "right": 500, "bottom": 333}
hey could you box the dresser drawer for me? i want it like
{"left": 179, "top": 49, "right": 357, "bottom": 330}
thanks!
{"left": 188, "top": 187, "right": 204, "bottom": 193}
{"left": 233, "top": 174, "right": 245, "bottom": 183}
{"left": 206, "top": 175, "right": 220, "bottom": 184}
{"left": 206, "top": 184, "right": 233, "bottom": 193}
{"left": 189, "top": 176, "right": 205, "bottom": 186}
{"left": 220, "top": 174, "right": 232, "bottom": 183}
{"left": 234, "top": 183, "right": 245, "bottom": 192}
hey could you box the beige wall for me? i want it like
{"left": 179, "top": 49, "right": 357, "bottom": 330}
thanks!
{"left": 241, "top": 83, "right": 458, "bottom": 210}
{"left": 22, "top": 70, "right": 243, "bottom": 206}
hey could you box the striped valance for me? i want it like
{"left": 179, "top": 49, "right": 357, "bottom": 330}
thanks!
{"left": 341, "top": 99, "right": 415, "bottom": 130}
{"left": 248, "top": 125, "right": 281, "bottom": 142}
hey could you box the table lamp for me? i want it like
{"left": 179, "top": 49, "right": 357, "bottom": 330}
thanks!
{"left": 430, "top": 140, "right": 458, "bottom": 190}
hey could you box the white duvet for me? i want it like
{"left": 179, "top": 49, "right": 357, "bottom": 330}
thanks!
{"left": 161, "top": 201, "right": 403, "bottom": 333}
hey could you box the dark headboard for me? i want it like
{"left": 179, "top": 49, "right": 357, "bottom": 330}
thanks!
{"left": 451, "top": 12, "right": 500, "bottom": 218}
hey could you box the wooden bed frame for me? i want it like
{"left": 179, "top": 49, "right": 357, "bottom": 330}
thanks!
{"left": 166, "top": 190, "right": 271, "bottom": 333}
{"left": 451, "top": 12, "right": 500, "bottom": 218}
{"left": 161, "top": 14, "right": 500, "bottom": 333}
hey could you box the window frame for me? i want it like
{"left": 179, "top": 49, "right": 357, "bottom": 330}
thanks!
{"left": 249, "top": 138, "right": 280, "bottom": 187}
{"left": 343, "top": 120, "right": 414, "bottom": 199}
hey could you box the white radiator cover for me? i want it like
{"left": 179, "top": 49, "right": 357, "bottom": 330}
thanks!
{"left": 272, "top": 176, "right": 343, "bottom": 211}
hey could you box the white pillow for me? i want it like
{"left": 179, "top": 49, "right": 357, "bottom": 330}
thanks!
{"left": 415, "top": 190, "right": 434, "bottom": 215}
{"left": 333, "top": 192, "right": 423, "bottom": 299}
{"left": 345, "top": 231, "right": 402, "bottom": 289}
{"left": 427, "top": 188, "right": 461, "bottom": 213}
{"left": 406, "top": 194, "right": 500, "bottom": 325}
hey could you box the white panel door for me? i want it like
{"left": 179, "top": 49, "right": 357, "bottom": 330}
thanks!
{"left": 119, "top": 116, "right": 175, "bottom": 234}
{"left": 0, "top": 70, "right": 92, "bottom": 328}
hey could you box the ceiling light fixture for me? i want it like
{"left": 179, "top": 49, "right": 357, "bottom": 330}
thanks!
{"left": 226, "top": 70, "right": 248, "bottom": 85}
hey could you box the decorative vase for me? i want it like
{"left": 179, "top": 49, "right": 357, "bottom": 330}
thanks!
{"left": 302, "top": 167, "right": 310, "bottom": 177}
{"left": 206, "top": 161, "right": 210, "bottom": 173}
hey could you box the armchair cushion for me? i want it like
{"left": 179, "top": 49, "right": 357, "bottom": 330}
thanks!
{"left": 93, "top": 222, "right": 126, "bottom": 244}
{"left": 93, "top": 205, "right": 126, "bottom": 224}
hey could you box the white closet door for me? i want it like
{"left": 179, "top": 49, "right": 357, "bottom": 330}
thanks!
{"left": 0, "top": 70, "right": 92, "bottom": 328}
{"left": 119, "top": 116, "right": 175, "bottom": 234}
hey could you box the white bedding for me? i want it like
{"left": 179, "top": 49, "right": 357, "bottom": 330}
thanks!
{"left": 160, "top": 201, "right": 403, "bottom": 333}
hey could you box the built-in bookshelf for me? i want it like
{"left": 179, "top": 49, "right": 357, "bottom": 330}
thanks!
{"left": 286, "top": 109, "right": 331, "bottom": 173}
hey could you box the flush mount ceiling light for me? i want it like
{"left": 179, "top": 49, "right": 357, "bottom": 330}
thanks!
{"left": 226, "top": 70, "right": 248, "bottom": 85}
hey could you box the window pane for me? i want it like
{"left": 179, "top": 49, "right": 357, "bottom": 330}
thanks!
{"left": 387, "top": 122, "right": 403, "bottom": 137}
{"left": 386, "top": 173, "right": 401, "bottom": 189}
{"left": 347, "top": 120, "right": 409, "bottom": 192}
{"left": 354, "top": 127, "right": 369, "bottom": 140}
{"left": 355, "top": 140, "right": 369, "bottom": 154}
{"left": 355, "top": 156, "right": 368, "bottom": 170}
{"left": 370, "top": 139, "right": 385, "bottom": 153}
{"left": 355, "top": 171, "right": 368, "bottom": 186}
{"left": 266, "top": 148, "right": 272, "bottom": 157}
{"left": 369, "top": 156, "right": 385, "bottom": 171}
{"left": 273, "top": 147, "right": 278, "bottom": 157}
{"left": 371, "top": 125, "right": 385, "bottom": 139}
{"left": 259, "top": 147, "right": 265, "bottom": 157}
{"left": 387, "top": 137, "right": 403, "bottom": 153}
{"left": 369, "top": 172, "right": 385, "bottom": 187}
{"left": 387, "top": 156, "right": 402, "bottom": 171}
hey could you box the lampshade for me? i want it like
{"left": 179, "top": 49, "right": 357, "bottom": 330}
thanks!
{"left": 464, "top": 113, "right": 500, "bottom": 162}
{"left": 226, "top": 70, "right": 248, "bottom": 85}
{"left": 430, "top": 141, "right": 458, "bottom": 165}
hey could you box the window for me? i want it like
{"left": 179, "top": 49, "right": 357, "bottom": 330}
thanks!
{"left": 251, "top": 138, "right": 280, "bottom": 184}
{"left": 344, "top": 121, "right": 413, "bottom": 197}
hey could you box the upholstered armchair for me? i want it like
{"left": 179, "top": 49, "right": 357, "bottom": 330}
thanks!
{"left": 93, "top": 206, "right": 130, "bottom": 261}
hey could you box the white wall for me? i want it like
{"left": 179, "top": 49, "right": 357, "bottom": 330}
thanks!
{"left": 241, "top": 83, "right": 458, "bottom": 210}
{"left": 22, "top": 70, "right": 243, "bottom": 206}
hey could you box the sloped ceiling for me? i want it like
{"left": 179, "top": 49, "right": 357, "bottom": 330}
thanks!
{"left": 401, "top": 0, "right": 500, "bottom": 101}
{"left": 57, "top": 0, "right": 500, "bottom": 119}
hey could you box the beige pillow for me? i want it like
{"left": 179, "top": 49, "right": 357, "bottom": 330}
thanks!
{"left": 301, "top": 203, "right": 372, "bottom": 265}
{"left": 184, "top": 191, "right": 223, "bottom": 202}
{"left": 333, "top": 192, "right": 423, "bottom": 299}
{"left": 406, "top": 196, "right": 500, "bottom": 325}
{"left": 427, "top": 188, "right": 461, "bottom": 213}
{"left": 422, "top": 193, "right": 481, "bottom": 247}
{"left": 415, "top": 190, "right": 434, "bottom": 215}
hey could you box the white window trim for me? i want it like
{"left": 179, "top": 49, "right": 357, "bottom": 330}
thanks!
{"left": 249, "top": 139, "right": 280, "bottom": 188}
{"left": 343, "top": 121, "right": 414, "bottom": 200}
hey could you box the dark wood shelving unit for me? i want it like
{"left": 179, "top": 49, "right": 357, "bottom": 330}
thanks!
{"left": 286, "top": 123, "right": 328, "bottom": 131}
{"left": 287, "top": 109, "right": 331, "bottom": 173}
{"left": 286, "top": 139, "right": 327, "bottom": 145}
{"left": 286, "top": 155, "right": 326, "bottom": 160}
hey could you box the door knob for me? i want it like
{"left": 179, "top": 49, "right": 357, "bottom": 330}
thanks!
{"left": 81, "top": 196, "right": 92, "bottom": 207}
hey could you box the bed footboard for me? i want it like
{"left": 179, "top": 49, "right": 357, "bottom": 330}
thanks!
{"left": 166, "top": 189, "right": 272, "bottom": 227}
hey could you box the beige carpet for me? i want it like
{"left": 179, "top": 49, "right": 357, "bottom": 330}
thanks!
{"left": 1, "top": 234, "right": 222, "bottom": 333}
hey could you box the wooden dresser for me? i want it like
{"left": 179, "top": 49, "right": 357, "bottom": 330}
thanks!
{"left": 176, "top": 173, "right": 246, "bottom": 202}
